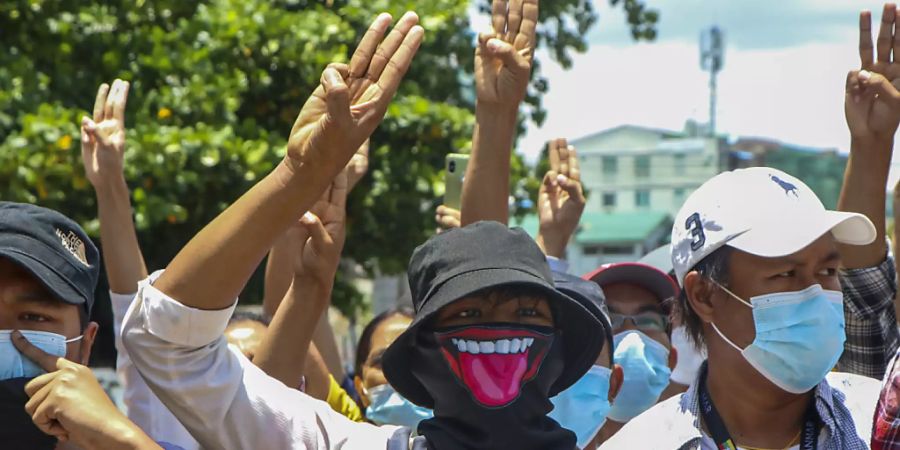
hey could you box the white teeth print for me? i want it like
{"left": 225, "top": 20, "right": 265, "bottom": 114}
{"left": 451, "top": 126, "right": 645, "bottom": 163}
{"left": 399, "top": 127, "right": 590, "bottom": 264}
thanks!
{"left": 452, "top": 337, "right": 533, "bottom": 354}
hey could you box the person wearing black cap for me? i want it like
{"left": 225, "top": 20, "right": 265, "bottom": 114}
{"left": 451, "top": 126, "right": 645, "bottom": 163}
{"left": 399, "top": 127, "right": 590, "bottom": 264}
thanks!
{"left": 0, "top": 201, "right": 160, "bottom": 449}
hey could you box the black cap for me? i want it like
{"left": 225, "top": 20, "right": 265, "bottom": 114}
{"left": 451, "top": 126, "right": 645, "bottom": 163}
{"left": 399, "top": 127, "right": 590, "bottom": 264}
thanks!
{"left": 383, "top": 221, "right": 604, "bottom": 408}
{"left": 0, "top": 202, "right": 99, "bottom": 317}
{"left": 553, "top": 271, "right": 613, "bottom": 363}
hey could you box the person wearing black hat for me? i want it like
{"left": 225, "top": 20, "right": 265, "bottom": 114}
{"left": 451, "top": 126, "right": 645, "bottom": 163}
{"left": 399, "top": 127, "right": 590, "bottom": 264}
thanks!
{"left": 380, "top": 221, "right": 605, "bottom": 449}
{"left": 0, "top": 201, "right": 160, "bottom": 449}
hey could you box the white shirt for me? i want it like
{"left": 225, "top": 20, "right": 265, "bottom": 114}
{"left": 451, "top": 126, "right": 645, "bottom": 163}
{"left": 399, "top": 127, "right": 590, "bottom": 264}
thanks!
{"left": 110, "top": 291, "right": 199, "bottom": 450}
{"left": 121, "top": 272, "right": 400, "bottom": 450}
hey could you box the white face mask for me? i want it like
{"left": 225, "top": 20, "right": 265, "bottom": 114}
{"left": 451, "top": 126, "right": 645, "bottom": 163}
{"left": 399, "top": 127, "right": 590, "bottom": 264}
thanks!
{"left": 0, "top": 330, "right": 82, "bottom": 379}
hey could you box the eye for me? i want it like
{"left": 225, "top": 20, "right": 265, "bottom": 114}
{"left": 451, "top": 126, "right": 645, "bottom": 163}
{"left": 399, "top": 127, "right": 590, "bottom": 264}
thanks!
{"left": 457, "top": 309, "right": 481, "bottom": 318}
{"left": 20, "top": 313, "right": 51, "bottom": 323}
{"left": 517, "top": 307, "right": 539, "bottom": 317}
{"left": 771, "top": 270, "right": 795, "bottom": 279}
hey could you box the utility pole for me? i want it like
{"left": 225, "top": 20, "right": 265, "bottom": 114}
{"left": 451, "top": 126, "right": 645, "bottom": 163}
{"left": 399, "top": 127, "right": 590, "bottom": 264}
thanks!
{"left": 701, "top": 26, "right": 725, "bottom": 137}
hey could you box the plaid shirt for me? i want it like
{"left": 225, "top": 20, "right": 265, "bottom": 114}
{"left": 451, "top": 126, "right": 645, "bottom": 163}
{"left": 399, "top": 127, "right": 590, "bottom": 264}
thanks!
{"left": 873, "top": 351, "right": 900, "bottom": 450}
{"left": 838, "top": 253, "right": 899, "bottom": 380}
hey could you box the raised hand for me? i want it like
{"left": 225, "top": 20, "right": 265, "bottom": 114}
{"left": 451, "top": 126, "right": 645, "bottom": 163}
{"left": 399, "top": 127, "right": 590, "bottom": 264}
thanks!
{"left": 846, "top": 5, "right": 900, "bottom": 141}
{"left": 536, "top": 138, "right": 585, "bottom": 258}
{"left": 474, "top": 0, "right": 538, "bottom": 107}
{"left": 286, "top": 12, "right": 424, "bottom": 182}
{"left": 81, "top": 79, "right": 130, "bottom": 187}
{"left": 290, "top": 168, "right": 349, "bottom": 284}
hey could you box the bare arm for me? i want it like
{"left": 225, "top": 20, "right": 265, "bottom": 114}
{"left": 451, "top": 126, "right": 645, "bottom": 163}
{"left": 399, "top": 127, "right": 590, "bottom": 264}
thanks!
{"left": 840, "top": 7, "right": 900, "bottom": 269}
{"left": 460, "top": 0, "right": 538, "bottom": 226}
{"left": 254, "top": 169, "right": 348, "bottom": 387}
{"left": 153, "top": 14, "right": 424, "bottom": 310}
{"left": 81, "top": 80, "right": 148, "bottom": 294}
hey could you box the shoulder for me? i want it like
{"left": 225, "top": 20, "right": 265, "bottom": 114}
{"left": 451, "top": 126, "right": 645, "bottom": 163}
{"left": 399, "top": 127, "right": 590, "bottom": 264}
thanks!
{"left": 598, "top": 395, "right": 699, "bottom": 450}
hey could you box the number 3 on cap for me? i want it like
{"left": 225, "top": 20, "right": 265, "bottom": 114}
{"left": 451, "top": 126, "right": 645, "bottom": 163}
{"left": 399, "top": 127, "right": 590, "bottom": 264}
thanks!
{"left": 686, "top": 213, "right": 705, "bottom": 251}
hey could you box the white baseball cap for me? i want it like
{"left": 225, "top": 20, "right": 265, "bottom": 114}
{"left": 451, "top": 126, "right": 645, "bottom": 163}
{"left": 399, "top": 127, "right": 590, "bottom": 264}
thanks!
{"left": 670, "top": 167, "right": 875, "bottom": 285}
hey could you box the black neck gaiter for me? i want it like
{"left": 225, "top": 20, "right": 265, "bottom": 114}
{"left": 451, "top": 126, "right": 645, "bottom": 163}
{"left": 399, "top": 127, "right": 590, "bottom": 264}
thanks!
{"left": 410, "top": 324, "right": 575, "bottom": 450}
{"left": 0, "top": 377, "right": 57, "bottom": 450}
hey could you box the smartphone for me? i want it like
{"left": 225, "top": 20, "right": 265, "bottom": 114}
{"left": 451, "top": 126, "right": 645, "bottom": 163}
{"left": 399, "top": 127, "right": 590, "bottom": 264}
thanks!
{"left": 444, "top": 153, "right": 470, "bottom": 210}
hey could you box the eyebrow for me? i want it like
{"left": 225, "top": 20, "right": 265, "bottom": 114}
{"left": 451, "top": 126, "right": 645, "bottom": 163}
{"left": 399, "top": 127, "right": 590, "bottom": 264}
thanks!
{"left": 10, "top": 292, "right": 65, "bottom": 309}
{"left": 367, "top": 348, "right": 387, "bottom": 366}
{"left": 777, "top": 250, "right": 841, "bottom": 267}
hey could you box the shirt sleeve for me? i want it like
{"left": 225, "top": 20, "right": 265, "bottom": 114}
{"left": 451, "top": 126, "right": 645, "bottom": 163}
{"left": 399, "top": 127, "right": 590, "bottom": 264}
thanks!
{"left": 326, "top": 375, "right": 364, "bottom": 422}
{"left": 837, "top": 250, "right": 900, "bottom": 380}
{"left": 545, "top": 256, "right": 570, "bottom": 274}
{"left": 121, "top": 271, "right": 397, "bottom": 450}
{"left": 111, "top": 291, "right": 199, "bottom": 450}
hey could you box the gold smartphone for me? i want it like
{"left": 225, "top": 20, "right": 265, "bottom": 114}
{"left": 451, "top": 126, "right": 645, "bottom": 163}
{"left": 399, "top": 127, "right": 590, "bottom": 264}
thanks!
{"left": 444, "top": 153, "right": 470, "bottom": 210}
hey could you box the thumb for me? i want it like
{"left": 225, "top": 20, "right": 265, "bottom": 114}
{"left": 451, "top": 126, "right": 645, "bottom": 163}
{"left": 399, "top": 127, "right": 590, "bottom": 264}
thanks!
{"left": 12, "top": 330, "right": 62, "bottom": 374}
{"left": 860, "top": 70, "right": 900, "bottom": 105}
{"left": 484, "top": 38, "right": 527, "bottom": 71}
{"left": 321, "top": 66, "right": 352, "bottom": 127}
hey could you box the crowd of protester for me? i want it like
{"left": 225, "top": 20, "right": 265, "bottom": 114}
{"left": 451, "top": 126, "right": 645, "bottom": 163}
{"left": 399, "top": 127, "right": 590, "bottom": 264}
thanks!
{"left": 10, "top": 1, "right": 900, "bottom": 449}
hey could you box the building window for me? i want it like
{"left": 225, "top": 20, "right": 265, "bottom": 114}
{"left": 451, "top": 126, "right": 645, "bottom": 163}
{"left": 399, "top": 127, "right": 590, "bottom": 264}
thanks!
{"left": 674, "top": 154, "right": 686, "bottom": 173}
{"left": 635, "top": 155, "right": 651, "bottom": 177}
{"left": 635, "top": 190, "right": 650, "bottom": 208}
{"left": 583, "top": 244, "right": 633, "bottom": 256}
{"left": 602, "top": 156, "right": 618, "bottom": 176}
{"left": 602, "top": 192, "right": 616, "bottom": 207}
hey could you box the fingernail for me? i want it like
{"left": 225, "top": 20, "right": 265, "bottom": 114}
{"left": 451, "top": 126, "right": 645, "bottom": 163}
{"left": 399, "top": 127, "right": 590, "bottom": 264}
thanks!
{"left": 859, "top": 70, "right": 871, "bottom": 81}
{"left": 12, "top": 330, "right": 22, "bottom": 339}
{"left": 487, "top": 39, "right": 502, "bottom": 51}
{"left": 556, "top": 174, "right": 567, "bottom": 184}
{"left": 302, "top": 212, "right": 316, "bottom": 223}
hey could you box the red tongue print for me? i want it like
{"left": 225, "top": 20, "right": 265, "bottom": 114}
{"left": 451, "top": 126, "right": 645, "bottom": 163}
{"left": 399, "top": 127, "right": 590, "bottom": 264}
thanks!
{"left": 438, "top": 327, "right": 552, "bottom": 408}
{"left": 459, "top": 350, "right": 528, "bottom": 407}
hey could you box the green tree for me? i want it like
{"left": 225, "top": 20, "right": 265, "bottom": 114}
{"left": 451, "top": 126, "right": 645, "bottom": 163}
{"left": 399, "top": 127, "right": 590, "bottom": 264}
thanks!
{"left": 0, "top": 0, "right": 657, "bottom": 318}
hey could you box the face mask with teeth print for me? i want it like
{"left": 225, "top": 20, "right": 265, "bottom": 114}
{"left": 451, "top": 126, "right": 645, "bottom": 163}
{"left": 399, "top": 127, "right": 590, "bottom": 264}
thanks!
{"left": 435, "top": 325, "right": 554, "bottom": 408}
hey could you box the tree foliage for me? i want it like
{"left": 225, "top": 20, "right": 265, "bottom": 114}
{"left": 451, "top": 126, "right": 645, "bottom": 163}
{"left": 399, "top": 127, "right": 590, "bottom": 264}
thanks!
{"left": 1, "top": 0, "right": 657, "bottom": 317}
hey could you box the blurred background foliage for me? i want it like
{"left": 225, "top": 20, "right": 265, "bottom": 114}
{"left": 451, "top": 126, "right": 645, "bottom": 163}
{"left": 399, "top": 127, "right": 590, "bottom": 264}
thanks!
{"left": 0, "top": 0, "right": 657, "bottom": 323}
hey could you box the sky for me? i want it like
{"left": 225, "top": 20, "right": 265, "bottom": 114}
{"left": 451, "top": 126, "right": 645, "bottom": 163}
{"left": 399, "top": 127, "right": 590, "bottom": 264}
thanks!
{"left": 471, "top": 0, "right": 900, "bottom": 187}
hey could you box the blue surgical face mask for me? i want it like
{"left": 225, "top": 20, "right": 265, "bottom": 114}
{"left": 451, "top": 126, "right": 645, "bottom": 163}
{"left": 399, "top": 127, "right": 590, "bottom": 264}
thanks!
{"left": 0, "top": 330, "right": 82, "bottom": 380}
{"left": 365, "top": 383, "right": 434, "bottom": 428}
{"left": 608, "top": 330, "right": 671, "bottom": 422}
{"left": 711, "top": 283, "right": 845, "bottom": 394}
{"left": 549, "top": 365, "right": 612, "bottom": 449}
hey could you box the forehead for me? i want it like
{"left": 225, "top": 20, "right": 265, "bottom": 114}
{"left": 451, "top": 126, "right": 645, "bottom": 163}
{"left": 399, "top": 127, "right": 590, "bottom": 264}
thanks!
{"left": 0, "top": 258, "right": 59, "bottom": 304}
{"left": 603, "top": 283, "right": 662, "bottom": 314}
{"left": 368, "top": 314, "right": 411, "bottom": 353}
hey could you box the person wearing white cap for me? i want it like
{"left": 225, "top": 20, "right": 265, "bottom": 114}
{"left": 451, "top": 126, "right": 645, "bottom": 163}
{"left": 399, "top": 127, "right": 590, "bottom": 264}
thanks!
{"left": 599, "top": 165, "right": 886, "bottom": 450}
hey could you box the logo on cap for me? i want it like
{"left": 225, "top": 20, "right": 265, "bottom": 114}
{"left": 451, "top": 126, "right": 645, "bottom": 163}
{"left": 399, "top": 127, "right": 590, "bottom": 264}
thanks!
{"left": 55, "top": 229, "right": 88, "bottom": 267}
{"left": 770, "top": 175, "right": 799, "bottom": 198}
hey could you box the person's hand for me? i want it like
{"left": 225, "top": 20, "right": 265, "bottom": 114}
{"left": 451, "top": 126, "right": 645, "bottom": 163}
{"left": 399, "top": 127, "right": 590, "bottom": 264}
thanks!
{"left": 436, "top": 205, "right": 461, "bottom": 233}
{"left": 536, "top": 138, "right": 585, "bottom": 258}
{"left": 846, "top": 5, "right": 900, "bottom": 142}
{"left": 285, "top": 12, "right": 424, "bottom": 183}
{"left": 81, "top": 79, "right": 130, "bottom": 188}
{"left": 290, "top": 169, "right": 349, "bottom": 286}
{"left": 347, "top": 140, "right": 370, "bottom": 191}
{"left": 474, "top": 0, "right": 538, "bottom": 108}
{"left": 11, "top": 331, "right": 159, "bottom": 450}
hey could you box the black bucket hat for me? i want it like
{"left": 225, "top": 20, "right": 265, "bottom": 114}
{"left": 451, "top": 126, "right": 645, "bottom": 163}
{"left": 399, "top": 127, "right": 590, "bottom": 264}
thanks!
{"left": 553, "top": 270, "right": 613, "bottom": 364}
{"left": 383, "top": 221, "right": 605, "bottom": 408}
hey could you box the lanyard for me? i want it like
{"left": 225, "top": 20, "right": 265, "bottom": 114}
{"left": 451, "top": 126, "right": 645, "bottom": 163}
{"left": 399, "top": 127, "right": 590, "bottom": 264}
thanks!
{"left": 698, "top": 367, "right": 820, "bottom": 450}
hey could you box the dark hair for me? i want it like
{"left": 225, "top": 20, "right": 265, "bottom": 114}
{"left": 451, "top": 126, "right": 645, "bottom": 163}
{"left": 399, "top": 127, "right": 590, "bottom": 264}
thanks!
{"left": 228, "top": 310, "right": 271, "bottom": 327}
{"left": 354, "top": 307, "right": 415, "bottom": 378}
{"left": 674, "top": 245, "right": 732, "bottom": 351}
